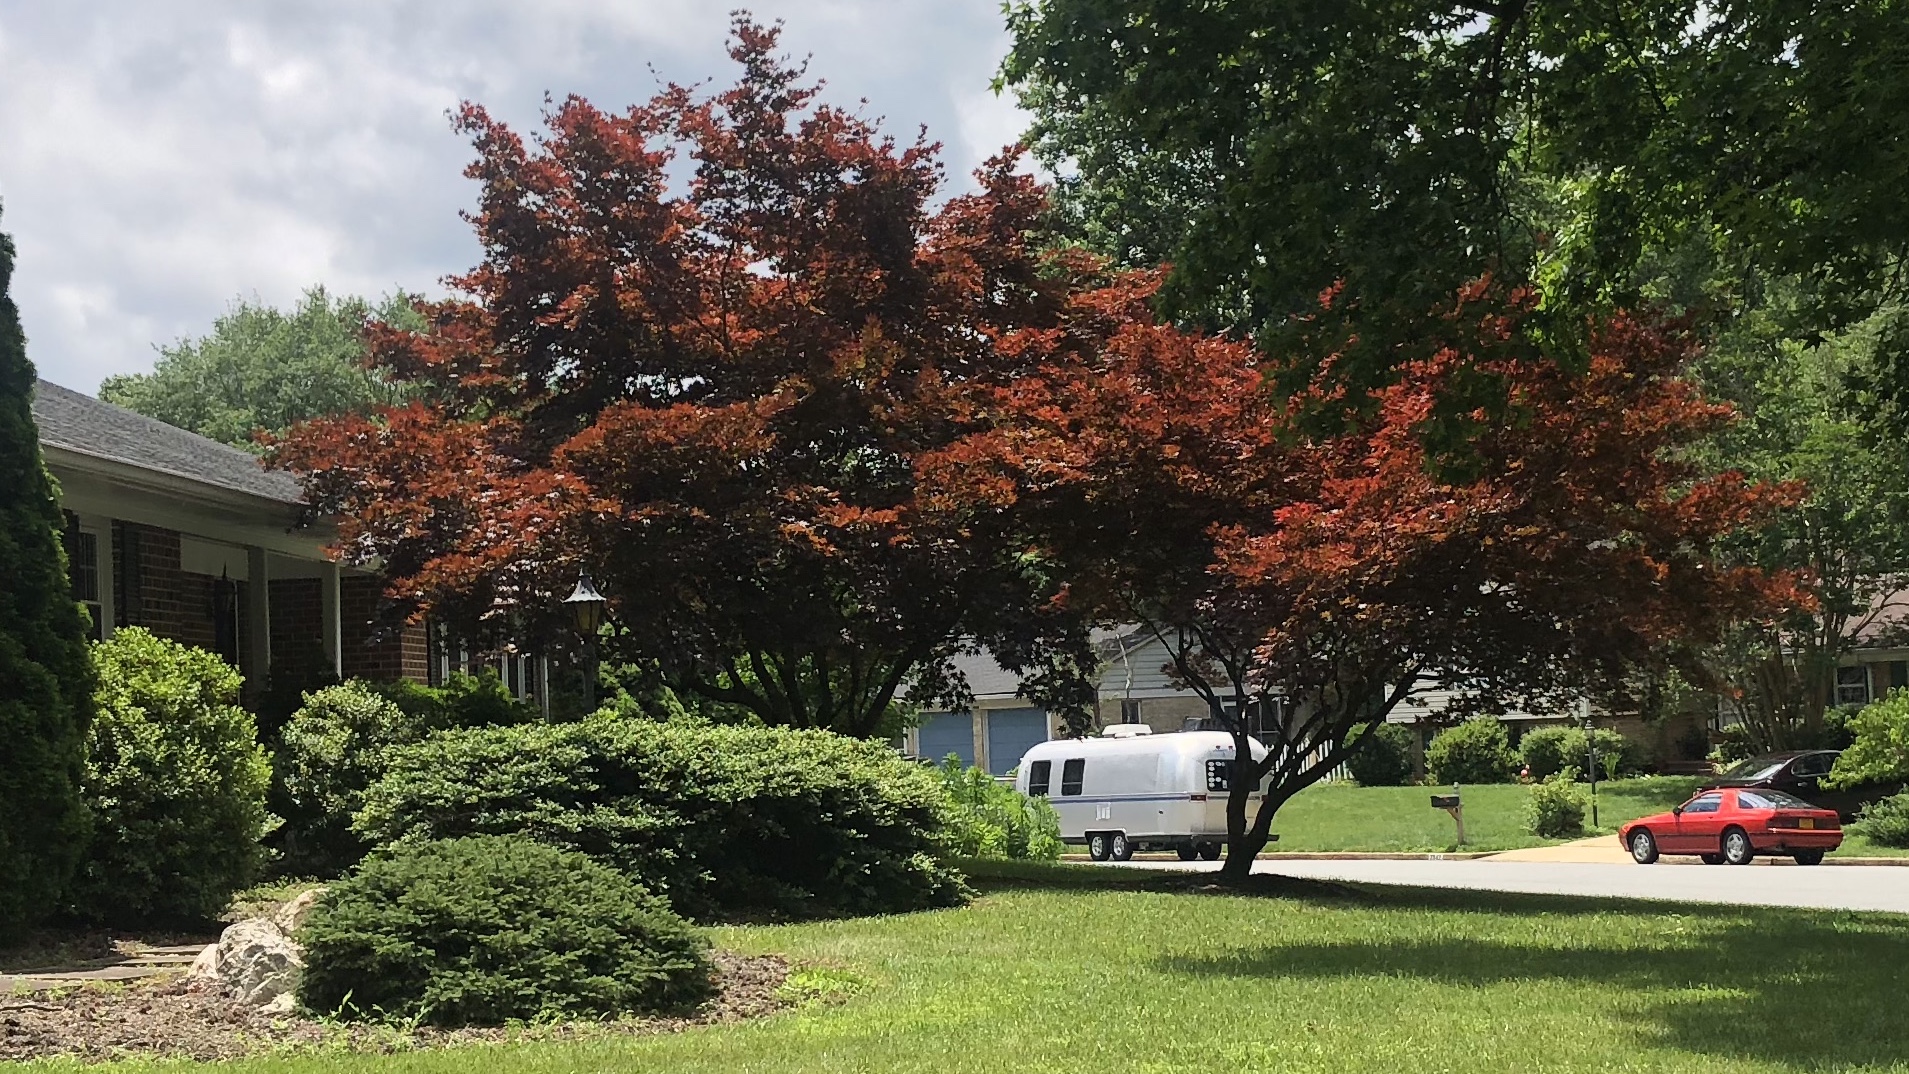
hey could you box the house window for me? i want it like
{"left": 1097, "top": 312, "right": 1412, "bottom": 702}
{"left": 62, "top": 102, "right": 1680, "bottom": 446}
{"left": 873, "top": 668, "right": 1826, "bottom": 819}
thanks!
{"left": 1120, "top": 698, "right": 1142, "bottom": 724}
{"left": 1026, "top": 760, "right": 1051, "bottom": 797}
{"left": 1835, "top": 665, "right": 1872, "bottom": 707}
{"left": 1890, "top": 661, "right": 1909, "bottom": 692}
{"left": 1060, "top": 758, "right": 1085, "bottom": 796}
{"left": 62, "top": 515, "right": 102, "bottom": 641}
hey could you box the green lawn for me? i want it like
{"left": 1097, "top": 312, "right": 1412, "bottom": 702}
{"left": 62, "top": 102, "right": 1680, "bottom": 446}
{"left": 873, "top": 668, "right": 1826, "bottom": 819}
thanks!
{"left": 1260, "top": 776, "right": 1700, "bottom": 853}
{"left": 34, "top": 861, "right": 1909, "bottom": 1073}
{"left": 1248, "top": 777, "right": 1908, "bottom": 856}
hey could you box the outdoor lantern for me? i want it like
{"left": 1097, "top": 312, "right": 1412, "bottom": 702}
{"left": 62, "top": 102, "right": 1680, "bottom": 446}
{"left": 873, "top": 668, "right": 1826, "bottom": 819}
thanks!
{"left": 563, "top": 573, "right": 607, "bottom": 634}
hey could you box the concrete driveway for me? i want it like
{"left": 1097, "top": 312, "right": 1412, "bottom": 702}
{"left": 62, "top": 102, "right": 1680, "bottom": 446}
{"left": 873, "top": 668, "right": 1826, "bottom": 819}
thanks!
{"left": 1118, "top": 858, "right": 1909, "bottom": 914}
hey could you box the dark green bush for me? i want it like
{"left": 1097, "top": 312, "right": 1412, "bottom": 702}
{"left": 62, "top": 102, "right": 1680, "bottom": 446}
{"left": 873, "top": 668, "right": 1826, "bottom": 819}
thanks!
{"left": 1347, "top": 723, "right": 1416, "bottom": 786}
{"left": 371, "top": 670, "right": 539, "bottom": 731}
{"left": 1521, "top": 726, "right": 1639, "bottom": 781}
{"left": 936, "top": 759, "right": 1063, "bottom": 860}
{"left": 1426, "top": 718, "right": 1519, "bottom": 785}
{"left": 298, "top": 835, "right": 711, "bottom": 1026}
{"left": 1524, "top": 767, "right": 1588, "bottom": 837}
{"left": 1850, "top": 792, "right": 1909, "bottom": 848}
{"left": 69, "top": 628, "right": 271, "bottom": 924}
{"left": 356, "top": 718, "right": 968, "bottom": 920}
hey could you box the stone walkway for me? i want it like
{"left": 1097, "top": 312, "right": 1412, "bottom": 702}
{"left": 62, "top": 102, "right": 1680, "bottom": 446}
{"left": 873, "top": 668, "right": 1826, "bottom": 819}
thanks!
{"left": 0, "top": 944, "right": 207, "bottom": 993}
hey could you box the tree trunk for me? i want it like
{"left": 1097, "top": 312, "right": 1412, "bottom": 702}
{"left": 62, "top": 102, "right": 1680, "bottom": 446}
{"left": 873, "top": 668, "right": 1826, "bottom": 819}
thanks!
{"left": 1220, "top": 789, "right": 1287, "bottom": 881}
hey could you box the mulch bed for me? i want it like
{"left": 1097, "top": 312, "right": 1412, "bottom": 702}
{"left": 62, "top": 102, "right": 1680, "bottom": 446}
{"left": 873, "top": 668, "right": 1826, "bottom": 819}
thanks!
{"left": 0, "top": 950, "right": 789, "bottom": 1063}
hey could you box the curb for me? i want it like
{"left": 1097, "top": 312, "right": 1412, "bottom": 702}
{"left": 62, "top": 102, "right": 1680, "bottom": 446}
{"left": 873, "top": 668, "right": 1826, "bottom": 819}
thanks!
{"left": 1061, "top": 851, "right": 1909, "bottom": 865}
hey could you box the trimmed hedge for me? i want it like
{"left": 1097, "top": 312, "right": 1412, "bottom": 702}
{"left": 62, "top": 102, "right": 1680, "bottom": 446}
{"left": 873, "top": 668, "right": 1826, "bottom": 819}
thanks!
{"left": 69, "top": 628, "right": 271, "bottom": 924}
{"left": 356, "top": 718, "right": 969, "bottom": 919}
{"left": 1524, "top": 768, "right": 1588, "bottom": 837}
{"left": 1426, "top": 718, "right": 1519, "bottom": 785}
{"left": 298, "top": 835, "right": 711, "bottom": 1026}
{"left": 1522, "top": 726, "right": 1640, "bottom": 781}
{"left": 1347, "top": 723, "right": 1417, "bottom": 786}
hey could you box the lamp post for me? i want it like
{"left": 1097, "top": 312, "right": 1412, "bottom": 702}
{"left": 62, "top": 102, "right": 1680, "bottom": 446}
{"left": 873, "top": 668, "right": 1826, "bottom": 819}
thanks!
{"left": 563, "top": 573, "right": 607, "bottom": 711}
{"left": 1583, "top": 715, "right": 1600, "bottom": 829}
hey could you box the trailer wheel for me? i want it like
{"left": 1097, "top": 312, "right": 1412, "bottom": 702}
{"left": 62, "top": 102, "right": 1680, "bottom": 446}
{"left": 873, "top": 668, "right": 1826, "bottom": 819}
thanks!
{"left": 1109, "top": 832, "right": 1134, "bottom": 861}
{"left": 1176, "top": 845, "right": 1198, "bottom": 862}
{"left": 1087, "top": 833, "right": 1112, "bottom": 862}
{"left": 1197, "top": 842, "right": 1222, "bottom": 861}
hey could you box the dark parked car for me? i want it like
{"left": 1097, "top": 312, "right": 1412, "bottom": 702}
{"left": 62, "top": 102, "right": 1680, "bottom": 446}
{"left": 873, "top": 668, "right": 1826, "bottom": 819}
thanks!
{"left": 1702, "top": 750, "right": 1898, "bottom": 821}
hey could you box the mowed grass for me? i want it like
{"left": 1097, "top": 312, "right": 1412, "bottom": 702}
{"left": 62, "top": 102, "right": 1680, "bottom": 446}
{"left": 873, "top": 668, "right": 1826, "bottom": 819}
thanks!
{"left": 31, "top": 861, "right": 1909, "bottom": 1074}
{"left": 1253, "top": 777, "right": 1908, "bottom": 856}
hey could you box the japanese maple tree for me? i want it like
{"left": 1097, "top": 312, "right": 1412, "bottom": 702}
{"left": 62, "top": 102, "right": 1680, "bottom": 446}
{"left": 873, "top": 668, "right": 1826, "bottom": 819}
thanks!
{"left": 272, "top": 20, "right": 1100, "bottom": 735}
{"left": 934, "top": 281, "right": 1806, "bottom": 875}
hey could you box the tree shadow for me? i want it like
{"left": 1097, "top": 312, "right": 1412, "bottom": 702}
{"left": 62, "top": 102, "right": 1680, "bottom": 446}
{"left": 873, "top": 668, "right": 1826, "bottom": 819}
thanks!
{"left": 1158, "top": 911, "right": 1909, "bottom": 1071}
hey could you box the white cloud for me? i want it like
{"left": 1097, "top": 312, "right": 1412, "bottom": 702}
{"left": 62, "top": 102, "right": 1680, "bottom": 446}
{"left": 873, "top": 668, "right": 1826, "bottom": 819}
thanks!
{"left": 0, "top": 1, "right": 1030, "bottom": 393}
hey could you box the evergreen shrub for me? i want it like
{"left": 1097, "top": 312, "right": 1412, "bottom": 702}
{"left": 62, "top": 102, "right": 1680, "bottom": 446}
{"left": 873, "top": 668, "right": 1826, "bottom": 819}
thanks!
{"left": 1425, "top": 718, "right": 1519, "bottom": 785}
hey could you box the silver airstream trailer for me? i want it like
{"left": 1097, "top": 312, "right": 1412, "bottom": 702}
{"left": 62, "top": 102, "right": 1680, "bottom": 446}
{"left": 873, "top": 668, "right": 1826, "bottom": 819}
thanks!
{"left": 1013, "top": 728, "right": 1270, "bottom": 861}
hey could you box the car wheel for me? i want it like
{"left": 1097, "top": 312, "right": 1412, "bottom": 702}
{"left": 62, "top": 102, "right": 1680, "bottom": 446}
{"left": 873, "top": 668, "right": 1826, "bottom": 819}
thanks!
{"left": 1700, "top": 853, "right": 1725, "bottom": 865}
{"left": 1176, "top": 845, "right": 1198, "bottom": 862}
{"left": 1198, "top": 842, "right": 1222, "bottom": 861}
{"left": 1722, "top": 827, "right": 1756, "bottom": 865}
{"left": 1794, "top": 850, "right": 1826, "bottom": 866}
{"left": 1629, "top": 829, "right": 1659, "bottom": 865}
{"left": 1087, "top": 833, "right": 1111, "bottom": 862}
{"left": 1109, "top": 832, "right": 1134, "bottom": 862}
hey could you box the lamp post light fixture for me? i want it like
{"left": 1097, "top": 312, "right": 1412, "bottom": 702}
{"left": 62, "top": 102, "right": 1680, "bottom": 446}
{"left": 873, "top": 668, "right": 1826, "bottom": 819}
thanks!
{"left": 563, "top": 573, "right": 608, "bottom": 708}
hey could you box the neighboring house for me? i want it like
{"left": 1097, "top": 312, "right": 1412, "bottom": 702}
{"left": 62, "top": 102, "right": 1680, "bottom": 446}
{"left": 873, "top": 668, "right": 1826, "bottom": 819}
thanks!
{"left": 1832, "top": 590, "right": 1909, "bottom": 708}
{"left": 909, "top": 627, "right": 1712, "bottom": 775}
{"left": 32, "top": 379, "right": 442, "bottom": 697}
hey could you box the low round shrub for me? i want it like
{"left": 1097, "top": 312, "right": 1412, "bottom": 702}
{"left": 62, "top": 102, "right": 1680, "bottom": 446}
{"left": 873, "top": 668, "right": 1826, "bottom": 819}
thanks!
{"left": 356, "top": 718, "right": 969, "bottom": 920}
{"left": 298, "top": 835, "right": 712, "bottom": 1026}
{"left": 937, "top": 759, "right": 1063, "bottom": 860}
{"left": 1518, "top": 726, "right": 1573, "bottom": 780}
{"left": 1347, "top": 723, "right": 1417, "bottom": 786}
{"left": 1524, "top": 768, "right": 1588, "bottom": 838}
{"left": 1426, "top": 718, "right": 1519, "bottom": 785}
{"left": 1850, "top": 792, "right": 1909, "bottom": 848}
{"left": 1521, "top": 726, "right": 1639, "bottom": 781}
{"left": 69, "top": 628, "right": 271, "bottom": 924}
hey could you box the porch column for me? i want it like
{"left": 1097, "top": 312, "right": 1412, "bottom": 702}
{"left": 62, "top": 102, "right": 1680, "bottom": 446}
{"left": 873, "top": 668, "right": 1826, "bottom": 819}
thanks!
{"left": 246, "top": 546, "right": 271, "bottom": 685}
{"left": 320, "top": 561, "right": 343, "bottom": 678}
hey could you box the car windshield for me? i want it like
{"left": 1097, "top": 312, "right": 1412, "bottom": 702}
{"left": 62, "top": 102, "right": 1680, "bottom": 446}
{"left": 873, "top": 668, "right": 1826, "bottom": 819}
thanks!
{"left": 1719, "top": 758, "right": 1789, "bottom": 782}
{"left": 1738, "top": 789, "right": 1820, "bottom": 811}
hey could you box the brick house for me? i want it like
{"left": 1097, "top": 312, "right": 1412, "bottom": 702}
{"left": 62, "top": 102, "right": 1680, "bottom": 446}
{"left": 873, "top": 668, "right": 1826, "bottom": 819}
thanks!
{"left": 32, "top": 379, "right": 432, "bottom": 695}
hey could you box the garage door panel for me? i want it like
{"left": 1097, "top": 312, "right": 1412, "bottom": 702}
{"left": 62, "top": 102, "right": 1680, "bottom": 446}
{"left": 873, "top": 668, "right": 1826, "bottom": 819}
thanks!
{"left": 917, "top": 712, "right": 975, "bottom": 768}
{"left": 986, "top": 708, "right": 1050, "bottom": 776}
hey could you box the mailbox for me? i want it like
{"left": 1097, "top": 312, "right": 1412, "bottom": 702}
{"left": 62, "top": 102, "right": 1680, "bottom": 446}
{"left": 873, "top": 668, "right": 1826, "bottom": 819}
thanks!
{"left": 1431, "top": 786, "right": 1465, "bottom": 846}
{"left": 1430, "top": 794, "right": 1461, "bottom": 810}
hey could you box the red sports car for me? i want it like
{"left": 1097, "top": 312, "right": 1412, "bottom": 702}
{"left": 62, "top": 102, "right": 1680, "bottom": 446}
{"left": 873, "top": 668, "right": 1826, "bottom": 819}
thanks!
{"left": 1618, "top": 788, "right": 1842, "bottom": 866}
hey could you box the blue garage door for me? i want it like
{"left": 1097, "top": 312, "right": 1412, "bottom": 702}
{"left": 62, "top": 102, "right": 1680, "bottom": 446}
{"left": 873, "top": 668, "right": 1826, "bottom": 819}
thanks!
{"left": 986, "top": 708, "right": 1050, "bottom": 776}
{"left": 917, "top": 712, "right": 975, "bottom": 768}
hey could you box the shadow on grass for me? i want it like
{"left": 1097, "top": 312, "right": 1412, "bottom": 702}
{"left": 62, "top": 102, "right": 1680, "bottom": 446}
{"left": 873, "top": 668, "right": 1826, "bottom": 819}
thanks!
{"left": 1158, "top": 913, "right": 1909, "bottom": 1072}
{"left": 961, "top": 858, "right": 1722, "bottom": 919}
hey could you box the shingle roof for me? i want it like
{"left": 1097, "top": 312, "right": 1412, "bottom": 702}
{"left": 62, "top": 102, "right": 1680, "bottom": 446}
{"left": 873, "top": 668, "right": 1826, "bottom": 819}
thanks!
{"left": 32, "top": 379, "right": 305, "bottom": 505}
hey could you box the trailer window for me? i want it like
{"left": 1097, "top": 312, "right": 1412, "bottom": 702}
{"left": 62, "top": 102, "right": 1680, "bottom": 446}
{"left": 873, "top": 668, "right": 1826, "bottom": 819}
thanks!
{"left": 1060, "top": 759, "right": 1085, "bottom": 796}
{"left": 1027, "top": 760, "right": 1052, "bottom": 797}
{"left": 1206, "top": 760, "right": 1232, "bottom": 792}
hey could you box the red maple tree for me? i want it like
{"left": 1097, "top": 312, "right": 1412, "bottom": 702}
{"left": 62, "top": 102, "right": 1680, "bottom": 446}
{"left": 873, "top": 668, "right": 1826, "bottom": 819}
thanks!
{"left": 931, "top": 280, "right": 1807, "bottom": 873}
{"left": 272, "top": 19, "right": 1103, "bottom": 734}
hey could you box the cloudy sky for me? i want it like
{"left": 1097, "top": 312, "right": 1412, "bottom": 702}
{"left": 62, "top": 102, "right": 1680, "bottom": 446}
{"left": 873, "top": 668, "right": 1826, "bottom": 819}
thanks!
{"left": 0, "top": 2, "right": 1030, "bottom": 394}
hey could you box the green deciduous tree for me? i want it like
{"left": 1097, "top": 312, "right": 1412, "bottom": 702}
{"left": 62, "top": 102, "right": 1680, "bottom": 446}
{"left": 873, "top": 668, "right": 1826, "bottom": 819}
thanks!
{"left": 1004, "top": 0, "right": 1909, "bottom": 390}
{"left": 100, "top": 286, "right": 419, "bottom": 450}
{"left": 0, "top": 208, "right": 95, "bottom": 938}
{"left": 1695, "top": 300, "right": 1909, "bottom": 750}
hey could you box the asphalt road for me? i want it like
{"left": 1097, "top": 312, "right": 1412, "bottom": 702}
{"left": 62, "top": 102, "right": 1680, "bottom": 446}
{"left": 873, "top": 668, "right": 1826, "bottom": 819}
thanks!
{"left": 1117, "top": 858, "right": 1909, "bottom": 914}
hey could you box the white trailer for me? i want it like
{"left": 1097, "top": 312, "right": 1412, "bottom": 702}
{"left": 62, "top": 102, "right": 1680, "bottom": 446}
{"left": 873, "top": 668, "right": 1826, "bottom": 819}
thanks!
{"left": 1012, "top": 729, "right": 1270, "bottom": 861}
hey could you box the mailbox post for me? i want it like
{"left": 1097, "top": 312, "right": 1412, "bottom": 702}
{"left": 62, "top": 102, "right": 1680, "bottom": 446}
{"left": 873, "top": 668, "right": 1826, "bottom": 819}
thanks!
{"left": 1430, "top": 784, "right": 1464, "bottom": 846}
